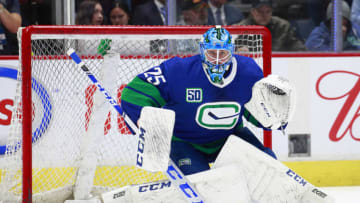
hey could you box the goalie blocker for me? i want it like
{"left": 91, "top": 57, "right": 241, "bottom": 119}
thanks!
{"left": 245, "top": 74, "right": 296, "bottom": 130}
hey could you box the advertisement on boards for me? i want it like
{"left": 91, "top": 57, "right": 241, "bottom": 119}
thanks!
{"left": 272, "top": 57, "right": 360, "bottom": 160}
{"left": 310, "top": 57, "right": 360, "bottom": 159}
{"left": 0, "top": 61, "right": 18, "bottom": 155}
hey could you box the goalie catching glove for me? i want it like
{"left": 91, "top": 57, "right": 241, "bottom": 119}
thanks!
{"left": 245, "top": 74, "right": 296, "bottom": 130}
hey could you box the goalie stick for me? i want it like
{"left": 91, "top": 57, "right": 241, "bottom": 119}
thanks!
{"left": 67, "top": 48, "right": 205, "bottom": 203}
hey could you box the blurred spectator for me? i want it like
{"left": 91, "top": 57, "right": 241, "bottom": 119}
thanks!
{"left": 20, "top": 0, "right": 51, "bottom": 26}
{"left": 132, "top": 0, "right": 148, "bottom": 9}
{"left": 132, "top": 0, "right": 166, "bottom": 25}
{"left": 101, "top": 0, "right": 131, "bottom": 23}
{"left": 97, "top": 1, "right": 152, "bottom": 56}
{"left": 132, "top": 0, "right": 166, "bottom": 54}
{"left": 207, "top": 0, "right": 243, "bottom": 25}
{"left": 107, "top": 0, "right": 131, "bottom": 25}
{"left": 75, "top": 0, "right": 104, "bottom": 25}
{"left": 235, "top": 0, "right": 306, "bottom": 52}
{"left": 351, "top": 0, "right": 360, "bottom": 26}
{"left": 178, "top": 0, "right": 208, "bottom": 25}
{"left": 176, "top": 0, "right": 208, "bottom": 54}
{"left": 306, "top": 1, "right": 360, "bottom": 51}
{"left": 286, "top": 3, "right": 316, "bottom": 42}
{"left": 0, "top": 0, "right": 21, "bottom": 55}
{"left": 305, "top": 0, "right": 328, "bottom": 27}
{"left": 98, "top": 0, "right": 131, "bottom": 56}
{"left": 75, "top": 0, "right": 104, "bottom": 55}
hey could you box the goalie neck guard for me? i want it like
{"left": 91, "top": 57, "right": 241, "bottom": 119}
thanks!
{"left": 200, "top": 26, "right": 234, "bottom": 85}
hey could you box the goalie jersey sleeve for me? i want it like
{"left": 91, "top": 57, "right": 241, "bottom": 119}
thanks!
{"left": 121, "top": 55, "right": 265, "bottom": 144}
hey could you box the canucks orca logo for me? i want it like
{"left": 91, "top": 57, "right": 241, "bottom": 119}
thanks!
{"left": 196, "top": 102, "right": 241, "bottom": 129}
{"left": 0, "top": 67, "right": 52, "bottom": 155}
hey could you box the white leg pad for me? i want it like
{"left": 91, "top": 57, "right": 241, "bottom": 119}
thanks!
{"left": 99, "top": 164, "right": 251, "bottom": 203}
{"left": 188, "top": 164, "right": 251, "bottom": 203}
{"left": 65, "top": 200, "right": 101, "bottom": 203}
{"left": 213, "top": 135, "right": 335, "bottom": 203}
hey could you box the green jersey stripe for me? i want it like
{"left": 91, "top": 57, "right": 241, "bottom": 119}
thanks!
{"left": 122, "top": 77, "right": 166, "bottom": 107}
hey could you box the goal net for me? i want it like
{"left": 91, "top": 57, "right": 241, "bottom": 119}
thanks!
{"left": 0, "top": 25, "right": 271, "bottom": 202}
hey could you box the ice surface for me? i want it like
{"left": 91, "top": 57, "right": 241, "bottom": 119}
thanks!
{"left": 320, "top": 186, "right": 360, "bottom": 203}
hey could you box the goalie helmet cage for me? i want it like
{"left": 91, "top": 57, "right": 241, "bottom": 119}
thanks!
{"left": 2, "top": 25, "right": 271, "bottom": 202}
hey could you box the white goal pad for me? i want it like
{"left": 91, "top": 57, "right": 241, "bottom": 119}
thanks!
{"left": 213, "top": 135, "right": 335, "bottom": 203}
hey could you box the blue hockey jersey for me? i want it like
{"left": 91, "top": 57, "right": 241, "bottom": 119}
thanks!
{"left": 121, "top": 54, "right": 264, "bottom": 144}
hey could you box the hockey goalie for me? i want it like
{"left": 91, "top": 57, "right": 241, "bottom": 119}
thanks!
{"left": 114, "top": 26, "right": 335, "bottom": 202}
{"left": 69, "top": 26, "right": 335, "bottom": 202}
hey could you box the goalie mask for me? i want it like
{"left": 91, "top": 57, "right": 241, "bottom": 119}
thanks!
{"left": 200, "top": 26, "right": 234, "bottom": 84}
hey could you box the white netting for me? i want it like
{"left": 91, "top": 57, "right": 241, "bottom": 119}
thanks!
{"left": 0, "top": 26, "right": 269, "bottom": 202}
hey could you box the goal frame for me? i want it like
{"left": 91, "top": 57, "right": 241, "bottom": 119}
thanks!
{"left": 20, "top": 25, "right": 272, "bottom": 202}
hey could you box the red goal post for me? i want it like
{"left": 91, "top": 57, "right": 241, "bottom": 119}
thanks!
{"left": 4, "top": 25, "right": 271, "bottom": 202}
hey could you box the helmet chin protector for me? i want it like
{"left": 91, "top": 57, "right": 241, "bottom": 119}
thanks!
{"left": 200, "top": 26, "right": 234, "bottom": 84}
